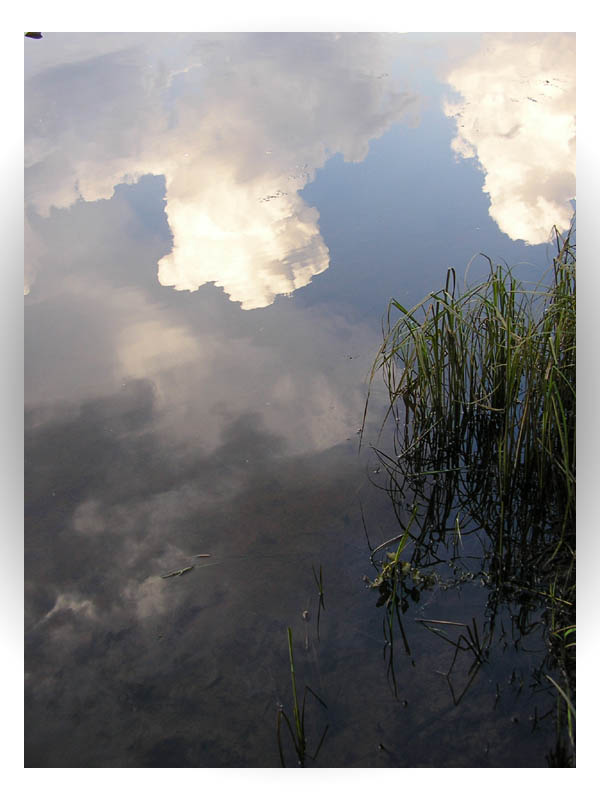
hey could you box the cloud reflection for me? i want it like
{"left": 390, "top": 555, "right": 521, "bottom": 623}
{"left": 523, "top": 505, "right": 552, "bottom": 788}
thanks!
{"left": 443, "top": 33, "right": 575, "bottom": 244}
{"left": 24, "top": 385, "right": 375, "bottom": 765}
{"left": 25, "top": 33, "right": 417, "bottom": 304}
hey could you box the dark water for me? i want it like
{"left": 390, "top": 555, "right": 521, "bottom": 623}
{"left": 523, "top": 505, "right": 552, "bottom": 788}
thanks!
{"left": 25, "top": 32, "right": 575, "bottom": 768}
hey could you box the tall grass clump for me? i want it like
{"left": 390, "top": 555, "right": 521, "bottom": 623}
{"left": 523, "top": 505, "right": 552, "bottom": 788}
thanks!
{"left": 363, "top": 226, "right": 575, "bottom": 759}
{"left": 364, "top": 227, "right": 575, "bottom": 553}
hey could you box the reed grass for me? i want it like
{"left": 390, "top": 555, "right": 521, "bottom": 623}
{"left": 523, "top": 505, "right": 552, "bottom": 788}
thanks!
{"left": 363, "top": 227, "right": 575, "bottom": 547}
{"left": 363, "top": 225, "right": 575, "bottom": 758}
{"left": 276, "top": 627, "right": 328, "bottom": 767}
{"left": 364, "top": 227, "right": 574, "bottom": 561}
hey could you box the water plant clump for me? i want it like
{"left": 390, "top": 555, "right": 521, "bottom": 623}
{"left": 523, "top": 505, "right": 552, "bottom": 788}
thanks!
{"left": 364, "top": 227, "right": 575, "bottom": 546}
{"left": 363, "top": 226, "right": 575, "bottom": 763}
{"left": 276, "top": 627, "right": 329, "bottom": 767}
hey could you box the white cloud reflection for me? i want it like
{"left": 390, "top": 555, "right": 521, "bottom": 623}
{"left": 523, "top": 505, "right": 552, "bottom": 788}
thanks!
{"left": 156, "top": 172, "right": 330, "bottom": 309}
{"left": 25, "top": 33, "right": 416, "bottom": 304}
{"left": 443, "top": 33, "right": 575, "bottom": 244}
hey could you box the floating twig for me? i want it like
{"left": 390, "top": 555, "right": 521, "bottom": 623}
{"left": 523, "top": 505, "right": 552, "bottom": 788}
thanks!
{"left": 161, "top": 565, "right": 194, "bottom": 579}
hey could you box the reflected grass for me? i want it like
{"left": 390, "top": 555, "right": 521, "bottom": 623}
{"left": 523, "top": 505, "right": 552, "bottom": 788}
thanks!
{"left": 363, "top": 225, "right": 575, "bottom": 762}
{"left": 312, "top": 564, "right": 325, "bottom": 641}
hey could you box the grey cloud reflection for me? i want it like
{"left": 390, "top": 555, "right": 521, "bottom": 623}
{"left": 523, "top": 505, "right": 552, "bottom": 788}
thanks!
{"left": 443, "top": 33, "right": 575, "bottom": 244}
{"left": 25, "top": 33, "right": 417, "bottom": 304}
{"left": 25, "top": 259, "right": 378, "bottom": 456}
{"left": 24, "top": 216, "right": 44, "bottom": 295}
{"left": 25, "top": 382, "right": 374, "bottom": 765}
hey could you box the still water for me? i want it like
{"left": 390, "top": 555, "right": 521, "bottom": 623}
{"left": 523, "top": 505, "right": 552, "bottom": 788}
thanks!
{"left": 25, "top": 32, "right": 575, "bottom": 767}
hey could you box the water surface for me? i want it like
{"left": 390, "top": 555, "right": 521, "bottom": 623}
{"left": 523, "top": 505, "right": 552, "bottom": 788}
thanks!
{"left": 25, "top": 32, "right": 575, "bottom": 767}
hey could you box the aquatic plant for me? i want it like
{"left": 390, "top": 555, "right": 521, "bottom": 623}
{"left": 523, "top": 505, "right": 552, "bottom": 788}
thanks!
{"left": 276, "top": 627, "right": 329, "bottom": 767}
{"left": 363, "top": 227, "right": 575, "bottom": 545}
{"left": 363, "top": 225, "right": 575, "bottom": 762}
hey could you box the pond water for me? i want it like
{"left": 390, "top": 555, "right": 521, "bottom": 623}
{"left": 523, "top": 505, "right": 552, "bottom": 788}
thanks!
{"left": 25, "top": 32, "right": 575, "bottom": 768}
